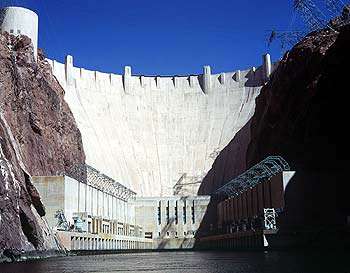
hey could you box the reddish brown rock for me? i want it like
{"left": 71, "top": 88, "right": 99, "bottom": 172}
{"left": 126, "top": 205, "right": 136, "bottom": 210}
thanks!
{"left": 247, "top": 26, "right": 347, "bottom": 170}
{"left": 245, "top": 24, "right": 350, "bottom": 234}
{"left": 198, "top": 22, "right": 350, "bottom": 244}
{"left": 200, "top": 24, "right": 350, "bottom": 194}
{"left": 0, "top": 33, "right": 85, "bottom": 259}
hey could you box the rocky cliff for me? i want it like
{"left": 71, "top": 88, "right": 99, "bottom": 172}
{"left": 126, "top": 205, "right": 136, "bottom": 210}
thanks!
{"left": 200, "top": 19, "right": 350, "bottom": 188}
{"left": 199, "top": 18, "right": 350, "bottom": 239}
{"left": 247, "top": 24, "right": 349, "bottom": 170}
{"left": 0, "top": 33, "right": 85, "bottom": 261}
{"left": 247, "top": 21, "right": 350, "bottom": 233}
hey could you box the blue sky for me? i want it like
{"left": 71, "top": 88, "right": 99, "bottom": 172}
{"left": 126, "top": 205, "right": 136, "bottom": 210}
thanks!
{"left": 2, "top": 0, "right": 301, "bottom": 75}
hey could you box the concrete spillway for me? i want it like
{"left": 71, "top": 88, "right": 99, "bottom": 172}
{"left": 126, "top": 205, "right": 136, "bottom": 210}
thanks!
{"left": 48, "top": 57, "right": 273, "bottom": 197}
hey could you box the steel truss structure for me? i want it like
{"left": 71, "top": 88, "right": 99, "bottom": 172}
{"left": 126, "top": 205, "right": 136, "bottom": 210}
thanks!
{"left": 63, "top": 163, "right": 136, "bottom": 201}
{"left": 213, "top": 156, "right": 290, "bottom": 200}
{"left": 86, "top": 165, "right": 136, "bottom": 201}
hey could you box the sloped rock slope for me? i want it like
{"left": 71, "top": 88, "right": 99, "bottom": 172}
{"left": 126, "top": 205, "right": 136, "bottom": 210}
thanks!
{"left": 246, "top": 23, "right": 350, "bottom": 230}
{"left": 200, "top": 22, "right": 350, "bottom": 193}
{"left": 198, "top": 20, "right": 350, "bottom": 239}
{"left": 0, "top": 33, "right": 85, "bottom": 260}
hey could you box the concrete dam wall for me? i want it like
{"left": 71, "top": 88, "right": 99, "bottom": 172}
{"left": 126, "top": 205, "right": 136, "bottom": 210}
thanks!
{"left": 48, "top": 56, "right": 275, "bottom": 197}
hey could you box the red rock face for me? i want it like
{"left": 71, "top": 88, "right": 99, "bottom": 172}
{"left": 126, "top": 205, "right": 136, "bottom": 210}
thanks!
{"left": 0, "top": 33, "right": 85, "bottom": 258}
{"left": 248, "top": 24, "right": 350, "bottom": 169}
{"left": 246, "top": 24, "right": 350, "bottom": 231}
{"left": 247, "top": 28, "right": 340, "bottom": 170}
{"left": 199, "top": 23, "right": 350, "bottom": 239}
{"left": 200, "top": 24, "right": 350, "bottom": 190}
{"left": 1, "top": 34, "right": 85, "bottom": 179}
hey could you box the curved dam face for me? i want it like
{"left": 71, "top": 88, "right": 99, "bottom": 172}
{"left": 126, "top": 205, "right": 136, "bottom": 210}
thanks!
{"left": 48, "top": 56, "right": 273, "bottom": 197}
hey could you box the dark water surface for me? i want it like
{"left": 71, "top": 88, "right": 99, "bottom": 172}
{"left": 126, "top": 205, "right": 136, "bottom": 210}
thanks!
{"left": 0, "top": 250, "right": 348, "bottom": 273}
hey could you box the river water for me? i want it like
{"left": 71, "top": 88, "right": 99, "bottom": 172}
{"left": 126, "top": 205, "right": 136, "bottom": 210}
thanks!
{"left": 0, "top": 250, "right": 348, "bottom": 273}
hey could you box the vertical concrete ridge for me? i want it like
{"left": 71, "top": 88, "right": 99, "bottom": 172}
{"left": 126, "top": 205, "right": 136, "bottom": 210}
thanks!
{"left": 48, "top": 57, "right": 268, "bottom": 93}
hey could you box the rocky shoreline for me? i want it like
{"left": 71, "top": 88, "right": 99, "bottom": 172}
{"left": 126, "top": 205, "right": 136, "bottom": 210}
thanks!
{"left": 0, "top": 250, "right": 68, "bottom": 264}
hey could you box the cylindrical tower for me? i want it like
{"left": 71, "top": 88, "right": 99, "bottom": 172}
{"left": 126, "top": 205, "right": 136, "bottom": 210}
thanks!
{"left": 0, "top": 6, "right": 38, "bottom": 59}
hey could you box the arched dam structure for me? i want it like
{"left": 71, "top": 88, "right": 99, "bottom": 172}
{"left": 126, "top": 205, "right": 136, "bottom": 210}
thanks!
{"left": 47, "top": 55, "right": 276, "bottom": 197}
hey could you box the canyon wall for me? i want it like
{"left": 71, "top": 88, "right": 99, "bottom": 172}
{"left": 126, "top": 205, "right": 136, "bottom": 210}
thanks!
{"left": 0, "top": 33, "right": 85, "bottom": 259}
{"left": 247, "top": 23, "right": 350, "bottom": 231}
{"left": 198, "top": 21, "right": 350, "bottom": 239}
{"left": 49, "top": 57, "right": 275, "bottom": 196}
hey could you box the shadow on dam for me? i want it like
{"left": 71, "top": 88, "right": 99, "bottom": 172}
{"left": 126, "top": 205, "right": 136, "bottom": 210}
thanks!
{"left": 191, "top": 84, "right": 350, "bottom": 248}
{"left": 193, "top": 126, "right": 350, "bottom": 248}
{"left": 154, "top": 68, "right": 267, "bottom": 250}
{"left": 193, "top": 119, "right": 254, "bottom": 246}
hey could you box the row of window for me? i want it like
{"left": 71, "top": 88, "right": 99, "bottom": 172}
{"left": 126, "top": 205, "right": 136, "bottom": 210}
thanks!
{"left": 0, "top": 28, "right": 21, "bottom": 34}
{"left": 70, "top": 236, "right": 151, "bottom": 250}
{"left": 158, "top": 230, "right": 196, "bottom": 238}
{"left": 157, "top": 200, "right": 196, "bottom": 225}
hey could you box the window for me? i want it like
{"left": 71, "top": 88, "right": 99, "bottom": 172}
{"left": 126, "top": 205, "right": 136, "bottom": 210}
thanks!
{"left": 157, "top": 201, "right": 161, "bottom": 225}
{"left": 166, "top": 201, "right": 170, "bottom": 224}
{"left": 183, "top": 200, "right": 187, "bottom": 224}
{"left": 145, "top": 232, "right": 153, "bottom": 239}
{"left": 10, "top": 29, "right": 14, "bottom": 34}
{"left": 175, "top": 201, "right": 178, "bottom": 225}
{"left": 17, "top": 29, "right": 21, "bottom": 34}
{"left": 191, "top": 200, "right": 195, "bottom": 224}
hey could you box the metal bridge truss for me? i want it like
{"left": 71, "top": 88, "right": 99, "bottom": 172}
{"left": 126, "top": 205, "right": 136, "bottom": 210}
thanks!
{"left": 214, "top": 156, "right": 290, "bottom": 200}
{"left": 86, "top": 165, "right": 136, "bottom": 202}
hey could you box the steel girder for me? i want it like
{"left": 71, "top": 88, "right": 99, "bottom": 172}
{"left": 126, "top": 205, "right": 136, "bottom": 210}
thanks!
{"left": 213, "top": 156, "right": 290, "bottom": 200}
{"left": 85, "top": 165, "right": 136, "bottom": 201}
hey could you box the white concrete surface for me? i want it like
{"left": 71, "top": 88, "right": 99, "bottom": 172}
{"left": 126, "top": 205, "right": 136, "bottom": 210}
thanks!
{"left": 134, "top": 196, "right": 210, "bottom": 248}
{"left": 283, "top": 171, "right": 296, "bottom": 191}
{"left": 47, "top": 56, "right": 273, "bottom": 197}
{"left": 0, "top": 6, "right": 39, "bottom": 59}
{"left": 57, "top": 231, "right": 154, "bottom": 251}
{"left": 33, "top": 176, "right": 131, "bottom": 228}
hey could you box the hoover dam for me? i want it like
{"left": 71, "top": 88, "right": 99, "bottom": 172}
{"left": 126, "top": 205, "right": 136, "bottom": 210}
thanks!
{"left": 48, "top": 55, "right": 275, "bottom": 197}
{"left": 1, "top": 2, "right": 350, "bottom": 264}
